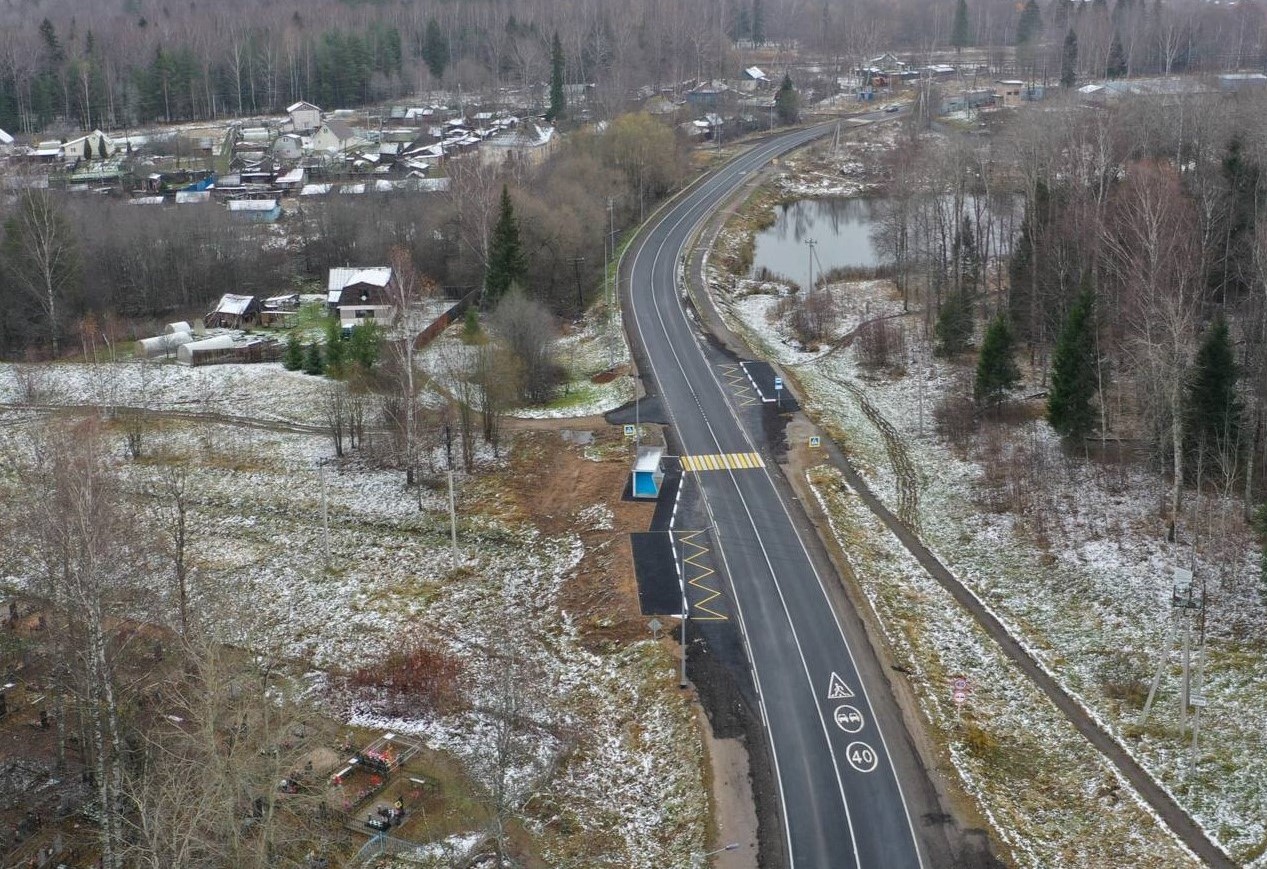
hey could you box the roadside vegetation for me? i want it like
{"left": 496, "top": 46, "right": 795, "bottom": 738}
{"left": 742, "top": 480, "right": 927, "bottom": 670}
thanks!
{"left": 708, "top": 94, "right": 1267, "bottom": 865}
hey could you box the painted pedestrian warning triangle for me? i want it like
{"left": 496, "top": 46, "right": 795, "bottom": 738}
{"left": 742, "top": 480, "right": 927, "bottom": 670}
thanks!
{"left": 827, "top": 672, "right": 855, "bottom": 700}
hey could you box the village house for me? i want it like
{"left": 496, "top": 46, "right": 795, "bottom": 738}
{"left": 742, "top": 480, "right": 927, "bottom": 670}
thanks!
{"left": 287, "top": 100, "right": 323, "bottom": 133}
{"left": 479, "top": 122, "right": 557, "bottom": 168}
{"left": 62, "top": 129, "right": 115, "bottom": 160}
{"left": 204, "top": 294, "right": 261, "bottom": 329}
{"left": 327, "top": 267, "right": 396, "bottom": 326}
{"left": 313, "top": 119, "right": 359, "bottom": 153}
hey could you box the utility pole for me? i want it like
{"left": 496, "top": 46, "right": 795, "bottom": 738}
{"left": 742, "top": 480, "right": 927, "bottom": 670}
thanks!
{"left": 607, "top": 197, "right": 617, "bottom": 368}
{"left": 448, "top": 469, "right": 459, "bottom": 565}
{"left": 676, "top": 530, "right": 688, "bottom": 689}
{"left": 319, "top": 460, "right": 330, "bottom": 571}
{"left": 572, "top": 256, "right": 586, "bottom": 314}
{"left": 807, "top": 237, "right": 817, "bottom": 295}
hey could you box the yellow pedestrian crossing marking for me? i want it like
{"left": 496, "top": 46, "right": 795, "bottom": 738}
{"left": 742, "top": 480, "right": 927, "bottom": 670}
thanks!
{"left": 679, "top": 530, "right": 727, "bottom": 620}
{"left": 719, "top": 363, "right": 760, "bottom": 407}
{"left": 681, "top": 452, "right": 765, "bottom": 472}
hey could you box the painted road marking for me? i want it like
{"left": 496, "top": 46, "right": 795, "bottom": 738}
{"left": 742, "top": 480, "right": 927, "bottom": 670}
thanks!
{"left": 719, "top": 363, "right": 761, "bottom": 407}
{"left": 827, "top": 672, "right": 855, "bottom": 700}
{"left": 833, "top": 705, "right": 865, "bottom": 734}
{"left": 846, "top": 741, "right": 879, "bottom": 773}
{"left": 678, "top": 530, "right": 728, "bottom": 621}
{"left": 681, "top": 452, "right": 766, "bottom": 472}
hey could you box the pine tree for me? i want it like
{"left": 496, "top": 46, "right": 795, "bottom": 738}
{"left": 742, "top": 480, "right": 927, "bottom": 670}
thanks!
{"left": 1016, "top": 0, "right": 1043, "bottom": 45}
{"left": 283, "top": 333, "right": 304, "bottom": 371}
{"left": 952, "top": 0, "right": 972, "bottom": 51}
{"left": 1186, "top": 315, "right": 1242, "bottom": 473}
{"left": 486, "top": 185, "right": 528, "bottom": 305}
{"left": 974, "top": 313, "right": 1020, "bottom": 407}
{"left": 1060, "top": 28, "right": 1079, "bottom": 88}
{"left": 546, "top": 32, "right": 566, "bottom": 122}
{"left": 775, "top": 73, "right": 800, "bottom": 125}
{"left": 1106, "top": 30, "right": 1127, "bottom": 78}
{"left": 752, "top": 0, "right": 766, "bottom": 45}
{"left": 1047, "top": 287, "right": 1098, "bottom": 440}
{"left": 423, "top": 18, "right": 448, "bottom": 80}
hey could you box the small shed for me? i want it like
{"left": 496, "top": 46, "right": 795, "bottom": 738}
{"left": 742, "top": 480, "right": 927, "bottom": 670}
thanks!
{"left": 204, "top": 293, "right": 261, "bottom": 329}
{"left": 631, "top": 446, "right": 665, "bottom": 499}
{"left": 227, "top": 198, "right": 281, "bottom": 223}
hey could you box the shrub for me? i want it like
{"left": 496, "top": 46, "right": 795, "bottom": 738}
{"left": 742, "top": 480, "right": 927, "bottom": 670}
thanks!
{"left": 348, "top": 632, "right": 465, "bottom": 718}
{"left": 854, "top": 318, "right": 906, "bottom": 370}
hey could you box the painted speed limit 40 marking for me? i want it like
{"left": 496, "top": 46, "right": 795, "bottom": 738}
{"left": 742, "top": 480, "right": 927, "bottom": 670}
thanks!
{"left": 832, "top": 705, "right": 865, "bottom": 734}
{"left": 846, "top": 741, "right": 879, "bottom": 773}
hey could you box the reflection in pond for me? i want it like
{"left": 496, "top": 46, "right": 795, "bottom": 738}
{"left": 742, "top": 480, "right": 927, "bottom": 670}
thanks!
{"left": 751, "top": 196, "right": 1020, "bottom": 289}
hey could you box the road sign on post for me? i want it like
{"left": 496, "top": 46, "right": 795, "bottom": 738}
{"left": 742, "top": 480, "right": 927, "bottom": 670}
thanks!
{"left": 774, "top": 376, "right": 783, "bottom": 408}
{"left": 774, "top": 376, "right": 783, "bottom": 391}
{"left": 624, "top": 424, "right": 636, "bottom": 438}
{"left": 809, "top": 436, "right": 821, "bottom": 449}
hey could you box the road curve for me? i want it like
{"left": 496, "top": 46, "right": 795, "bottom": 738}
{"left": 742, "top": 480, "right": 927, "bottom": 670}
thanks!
{"left": 622, "top": 123, "right": 925, "bottom": 868}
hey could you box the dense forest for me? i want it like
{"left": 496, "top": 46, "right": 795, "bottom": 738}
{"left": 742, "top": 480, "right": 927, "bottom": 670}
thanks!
{"left": 0, "top": 0, "right": 1265, "bottom": 135}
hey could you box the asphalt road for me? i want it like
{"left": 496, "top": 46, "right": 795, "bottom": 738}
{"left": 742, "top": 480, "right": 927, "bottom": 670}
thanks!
{"left": 623, "top": 119, "right": 927, "bottom": 868}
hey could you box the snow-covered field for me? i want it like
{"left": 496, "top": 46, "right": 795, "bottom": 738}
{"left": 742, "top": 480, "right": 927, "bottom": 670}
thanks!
{"left": 707, "top": 243, "right": 1267, "bottom": 863}
{"left": 0, "top": 381, "right": 705, "bottom": 866}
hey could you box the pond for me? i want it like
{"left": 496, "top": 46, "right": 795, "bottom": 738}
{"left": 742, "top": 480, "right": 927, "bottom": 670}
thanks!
{"left": 750, "top": 196, "right": 1020, "bottom": 288}
{"left": 751, "top": 198, "right": 885, "bottom": 287}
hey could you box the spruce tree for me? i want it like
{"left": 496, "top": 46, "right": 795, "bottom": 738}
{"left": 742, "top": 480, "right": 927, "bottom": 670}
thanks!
{"left": 486, "top": 185, "right": 528, "bottom": 305}
{"left": 775, "top": 73, "right": 800, "bottom": 125}
{"left": 96, "top": 136, "right": 108, "bottom": 159}
{"left": 1060, "top": 29, "right": 1079, "bottom": 88}
{"left": 1106, "top": 30, "right": 1127, "bottom": 78}
{"left": 936, "top": 290, "right": 974, "bottom": 356}
{"left": 546, "top": 32, "right": 566, "bottom": 122}
{"left": 283, "top": 332, "right": 304, "bottom": 371}
{"left": 1016, "top": 0, "right": 1042, "bottom": 45}
{"left": 1186, "top": 315, "right": 1242, "bottom": 472}
{"left": 423, "top": 18, "right": 448, "bottom": 80}
{"left": 303, "top": 342, "right": 325, "bottom": 376}
{"left": 1047, "top": 287, "right": 1098, "bottom": 440}
{"left": 324, "top": 316, "right": 346, "bottom": 377}
{"left": 974, "top": 313, "right": 1020, "bottom": 407}
{"left": 951, "top": 0, "right": 972, "bottom": 51}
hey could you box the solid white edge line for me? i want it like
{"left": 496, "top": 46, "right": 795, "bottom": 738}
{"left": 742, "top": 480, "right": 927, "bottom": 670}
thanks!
{"left": 627, "top": 137, "right": 808, "bottom": 869}
{"left": 633, "top": 127, "right": 872, "bottom": 869}
{"left": 672, "top": 151, "right": 929, "bottom": 867}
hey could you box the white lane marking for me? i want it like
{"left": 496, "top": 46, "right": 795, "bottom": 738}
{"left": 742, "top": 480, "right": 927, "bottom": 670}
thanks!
{"left": 630, "top": 127, "right": 864, "bottom": 869}
{"left": 627, "top": 128, "right": 837, "bottom": 869}
{"left": 834, "top": 705, "right": 866, "bottom": 734}
{"left": 663, "top": 164, "right": 929, "bottom": 867}
{"left": 628, "top": 124, "right": 927, "bottom": 868}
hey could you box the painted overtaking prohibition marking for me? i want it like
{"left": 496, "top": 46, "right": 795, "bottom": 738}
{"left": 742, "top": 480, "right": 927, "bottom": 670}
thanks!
{"left": 827, "top": 672, "right": 855, "bottom": 700}
{"left": 846, "top": 741, "right": 879, "bottom": 773}
{"left": 833, "top": 705, "right": 865, "bottom": 734}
